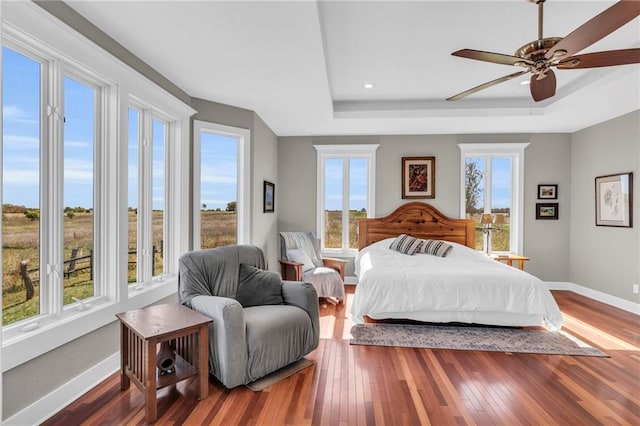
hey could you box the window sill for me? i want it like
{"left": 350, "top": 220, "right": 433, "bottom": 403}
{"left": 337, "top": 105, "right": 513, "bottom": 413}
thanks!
{"left": 2, "top": 277, "right": 178, "bottom": 372}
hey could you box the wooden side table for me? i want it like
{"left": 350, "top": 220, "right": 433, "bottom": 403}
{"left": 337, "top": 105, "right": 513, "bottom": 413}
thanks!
{"left": 492, "top": 254, "right": 530, "bottom": 270}
{"left": 116, "top": 304, "right": 212, "bottom": 422}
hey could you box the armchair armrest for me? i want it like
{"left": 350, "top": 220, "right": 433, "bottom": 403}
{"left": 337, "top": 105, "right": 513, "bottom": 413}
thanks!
{"left": 189, "top": 295, "right": 247, "bottom": 388}
{"left": 282, "top": 281, "right": 319, "bottom": 351}
{"left": 279, "top": 259, "right": 303, "bottom": 281}
{"left": 322, "top": 257, "right": 347, "bottom": 281}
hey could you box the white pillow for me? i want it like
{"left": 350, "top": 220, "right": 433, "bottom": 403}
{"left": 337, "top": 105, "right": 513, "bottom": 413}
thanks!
{"left": 286, "top": 248, "right": 316, "bottom": 272}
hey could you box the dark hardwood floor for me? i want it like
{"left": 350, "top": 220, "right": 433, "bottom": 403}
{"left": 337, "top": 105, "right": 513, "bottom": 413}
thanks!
{"left": 44, "top": 287, "right": 640, "bottom": 425}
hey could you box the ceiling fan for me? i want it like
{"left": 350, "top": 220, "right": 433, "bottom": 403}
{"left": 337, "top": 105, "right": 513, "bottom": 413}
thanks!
{"left": 447, "top": 0, "right": 640, "bottom": 102}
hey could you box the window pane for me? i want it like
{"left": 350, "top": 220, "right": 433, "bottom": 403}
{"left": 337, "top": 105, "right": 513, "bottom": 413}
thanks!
{"left": 491, "top": 157, "right": 511, "bottom": 252}
{"left": 152, "top": 120, "right": 165, "bottom": 276}
{"left": 465, "top": 157, "right": 485, "bottom": 250}
{"left": 200, "top": 132, "right": 237, "bottom": 249}
{"left": 324, "top": 158, "right": 342, "bottom": 249}
{"left": 127, "top": 108, "right": 139, "bottom": 283}
{"left": 349, "top": 158, "right": 367, "bottom": 249}
{"left": 63, "top": 76, "right": 95, "bottom": 305}
{"left": 2, "top": 46, "right": 42, "bottom": 324}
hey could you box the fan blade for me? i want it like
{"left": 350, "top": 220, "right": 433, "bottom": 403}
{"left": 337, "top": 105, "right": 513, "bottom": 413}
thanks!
{"left": 452, "top": 49, "right": 534, "bottom": 67}
{"left": 556, "top": 48, "right": 640, "bottom": 69}
{"left": 530, "top": 69, "right": 557, "bottom": 102}
{"left": 545, "top": 0, "right": 640, "bottom": 60}
{"left": 447, "top": 70, "right": 528, "bottom": 101}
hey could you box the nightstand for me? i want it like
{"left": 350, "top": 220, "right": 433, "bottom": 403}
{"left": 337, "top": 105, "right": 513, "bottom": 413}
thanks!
{"left": 116, "top": 304, "right": 212, "bottom": 422}
{"left": 491, "top": 254, "right": 530, "bottom": 270}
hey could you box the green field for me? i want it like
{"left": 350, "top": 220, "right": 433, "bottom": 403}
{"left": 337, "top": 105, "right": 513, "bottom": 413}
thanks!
{"left": 324, "top": 210, "right": 367, "bottom": 248}
{"left": 200, "top": 211, "right": 237, "bottom": 249}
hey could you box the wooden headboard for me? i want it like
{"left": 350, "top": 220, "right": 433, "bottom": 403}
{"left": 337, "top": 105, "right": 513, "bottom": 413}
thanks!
{"left": 358, "top": 202, "right": 476, "bottom": 249}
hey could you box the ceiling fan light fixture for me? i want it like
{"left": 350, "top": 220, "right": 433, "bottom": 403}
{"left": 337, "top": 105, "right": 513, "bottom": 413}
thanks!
{"left": 552, "top": 49, "right": 568, "bottom": 58}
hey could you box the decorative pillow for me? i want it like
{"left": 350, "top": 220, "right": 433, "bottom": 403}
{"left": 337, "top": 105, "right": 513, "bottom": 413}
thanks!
{"left": 389, "top": 234, "right": 422, "bottom": 255}
{"left": 286, "top": 248, "right": 316, "bottom": 272}
{"left": 236, "top": 264, "right": 284, "bottom": 308}
{"left": 417, "top": 239, "right": 453, "bottom": 257}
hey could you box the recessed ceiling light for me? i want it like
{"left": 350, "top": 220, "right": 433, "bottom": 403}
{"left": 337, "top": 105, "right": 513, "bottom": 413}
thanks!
{"left": 363, "top": 83, "right": 375, "bottom": 89}
{"left": 520, "top": 80, "right": 530, "bottom": 86}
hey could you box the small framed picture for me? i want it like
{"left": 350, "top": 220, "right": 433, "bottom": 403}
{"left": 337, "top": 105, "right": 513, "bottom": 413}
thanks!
{"left": 595, "top": 172, "right": 632, "bottom": 227}
{"left": 536, "top": 203, "right": 559, "bottom": 220}
{"left": 263, "top": 180, "right": 275, "bottom": 213}
{"left": 402, "top": 156, "right": 435, "bottom": 199}
{"left": 538, "top": 184, "right": 558, "bottom": 200}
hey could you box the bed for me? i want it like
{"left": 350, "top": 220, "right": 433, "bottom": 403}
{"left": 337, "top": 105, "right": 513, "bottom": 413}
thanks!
{"left": 352, "top": 202, "right": 563, "bottom": 330}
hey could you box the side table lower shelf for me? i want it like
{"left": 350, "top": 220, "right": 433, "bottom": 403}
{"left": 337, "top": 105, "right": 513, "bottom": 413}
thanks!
{"left": 156, "top": 354, "right": 198, "bottom": 389}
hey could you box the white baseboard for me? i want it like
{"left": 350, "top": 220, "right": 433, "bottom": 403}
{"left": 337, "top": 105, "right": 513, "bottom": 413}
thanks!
{"left": 4, "top": 353, "right": 120, "bottom": 426}
{"left": 547, "top": 281, "right": 640, "bottom": 315}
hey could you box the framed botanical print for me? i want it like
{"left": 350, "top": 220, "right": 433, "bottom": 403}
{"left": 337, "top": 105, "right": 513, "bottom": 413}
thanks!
{"left": 538, "top": 184, "right": 558, "bottom": 199}
{"left": 263, "top": 180, "right": 275, "bottom": 213}
{"left": 595, "top": 172, "right": 632, "bottom": 227}
{"left": 402, "top": 156, "right": 435, "bottom": 199}
{"left": 536, "top": 203, "right": 559, "bottom": 220}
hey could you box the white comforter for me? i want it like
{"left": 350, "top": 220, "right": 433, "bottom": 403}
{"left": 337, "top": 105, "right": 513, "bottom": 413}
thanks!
{"left": 352, "top": 239, "right": 563, "bottom": 330}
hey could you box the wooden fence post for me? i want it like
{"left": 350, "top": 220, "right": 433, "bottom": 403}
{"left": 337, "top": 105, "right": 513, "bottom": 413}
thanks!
{"left": 20, "top": 260, "right": 35, "bottom": 301}
{"left": 66, "top": 248, "right": 79, "bottom": 278}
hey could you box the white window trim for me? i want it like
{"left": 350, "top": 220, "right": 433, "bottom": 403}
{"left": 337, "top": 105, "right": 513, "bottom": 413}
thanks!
{"left": 458, "top": 143, "right": 529, "bottom": 255}
{"left": 193, "top": 121, "right": 251, "bottom": 248}
{"left": 314, "top": 144, "right": 378, "bottom": 256}
{"left": 1, "top": 1, "right": 195, "bottom": 372}
{"left": 1, "top": 3, "right": 5, "bottom": 413}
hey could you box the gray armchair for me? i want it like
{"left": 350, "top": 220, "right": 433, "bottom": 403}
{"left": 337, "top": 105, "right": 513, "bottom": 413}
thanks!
{"left": 279, "top": 232, "right": 346, "bottom": 301}
{"left": 178, "top": 245, "right": 319, "bottom": 388}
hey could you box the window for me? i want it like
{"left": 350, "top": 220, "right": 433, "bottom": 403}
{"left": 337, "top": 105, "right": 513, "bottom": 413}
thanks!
{"left": 1, "top": 1, "right": 195, "bottom": 371}
{"left": 63, "top": 75, "right": 96, "bottom": 305}
{"left": 152, "top": 119, "right": 166, "bottom": 276}
{"left": 2, "top": 43, "right": 105, "bottom": 325}
{"left": 459, "top": 143, "right": 529, "bottom": 254}
{"left": 127, "top": 107, "right": 140, "bottom": 283}
{"left": 315, "top": 145, "right": 378, "bottom": 255}
{"left": 193, "top": 121, "right": 250, "bottom": 249}
{"left": 128, "top": 104, "right": 178, "bottom": 285}
{"left": 2, "top": 45, "right": 42, "bottom": 324}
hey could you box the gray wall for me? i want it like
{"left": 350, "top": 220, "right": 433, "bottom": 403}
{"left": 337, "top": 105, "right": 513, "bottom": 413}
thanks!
{"left": 569, "top": 111, "right": 640, "bottom": 303}
{"left": 251, "top": 114, "right": 279, "bottom": 271}
{"left": 278, "top": 133, "right": 573, "bottom": 281}
{"left": 523, "top": 133, "right": 572, "bottom": 282}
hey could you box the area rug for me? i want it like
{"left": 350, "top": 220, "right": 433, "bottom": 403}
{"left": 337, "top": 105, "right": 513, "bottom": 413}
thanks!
{"left": 350, "top": 324, "right": 608, "bottom": 357}
{"left": 245, "top": 358, "right": 314, "bottom": 392}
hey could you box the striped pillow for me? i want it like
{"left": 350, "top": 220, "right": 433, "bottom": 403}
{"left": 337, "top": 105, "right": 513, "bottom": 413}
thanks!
{"left": 389, "top": 234, "right": 422, "bottom": 255}
{"left": 417, "top": 239, "right": 453, "bottom": 257}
